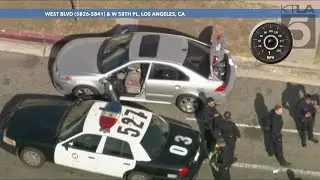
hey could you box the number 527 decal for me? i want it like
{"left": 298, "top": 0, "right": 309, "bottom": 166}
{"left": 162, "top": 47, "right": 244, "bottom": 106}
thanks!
{"left": 169, "top": 135, "right": 193, "bottom": 156}
{"left": 117, "top": 109, "right": 147, "bottom": 137}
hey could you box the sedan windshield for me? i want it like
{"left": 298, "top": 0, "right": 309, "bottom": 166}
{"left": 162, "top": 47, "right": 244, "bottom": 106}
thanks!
{"left": 98, "top": 33, "right": 133, "bottom": 74}
{"left": 140, "top": 114, "right": 170, "bottom": 160}
{"left": 57, "top": 100, "right": 95, "bottom": 141}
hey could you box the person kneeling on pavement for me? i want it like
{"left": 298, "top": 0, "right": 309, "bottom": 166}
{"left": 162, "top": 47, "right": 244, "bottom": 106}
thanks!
{"left": 209, "top": 138, "right": 231, "bottom": 180}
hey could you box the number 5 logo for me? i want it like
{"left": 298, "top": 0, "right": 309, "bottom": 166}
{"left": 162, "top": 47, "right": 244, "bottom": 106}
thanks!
{"left": 169, "top": 135, "right": 193, "bottom": 156}
{"left": 281, "top": 16, "right": 316, "bottom": 49}
{"left": 288, "top": 18, "right": 312, "bottom": 48}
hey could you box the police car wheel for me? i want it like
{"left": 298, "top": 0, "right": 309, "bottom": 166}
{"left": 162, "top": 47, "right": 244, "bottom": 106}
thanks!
{"left": 19, "top": 147, "right": 46, "bottom": 168}
{"left": 72, "top": 85, "right": 99, "bottom": 97}
{"left": 176, "top": 95, "right": 199, "bottom": 114}
{"left": 127, "top": 172, "right": 150, "bottom": 180}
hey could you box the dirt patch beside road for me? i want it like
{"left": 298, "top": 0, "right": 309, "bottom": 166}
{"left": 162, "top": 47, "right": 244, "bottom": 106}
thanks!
{"left": 0, "top": 0, "right": 275, "bottom": 56}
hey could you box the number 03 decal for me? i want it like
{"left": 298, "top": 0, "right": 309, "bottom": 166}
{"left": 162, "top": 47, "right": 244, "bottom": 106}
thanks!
{"left": 169, "top": 135, "right": 193, "bottom": 156}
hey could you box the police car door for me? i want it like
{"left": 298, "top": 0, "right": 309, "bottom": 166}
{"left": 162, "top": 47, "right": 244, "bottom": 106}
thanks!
{"left": 54, "top": 133, "right": 106, "bottom": 174}
{"left": 94, "top": 136, "right": 136, "bottom": 178}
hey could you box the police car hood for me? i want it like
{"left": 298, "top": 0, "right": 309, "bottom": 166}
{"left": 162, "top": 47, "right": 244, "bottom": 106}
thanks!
{"left": 5, "top": 99, "right": 72, "bottom": 144}
{"left": 155, "top": 122, "right": 201, "bottom": 166}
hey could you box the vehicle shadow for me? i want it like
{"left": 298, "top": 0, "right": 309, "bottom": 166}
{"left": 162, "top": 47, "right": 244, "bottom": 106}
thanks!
{"left": 287, "top": 169, "right": 303, "bottom": 180}
{"left": 253, "top": 93, "right": 271, "bottom": 155}
{"left": 0, "top": 94, "right": 72, "bottom": 156}
{"left": 281, "top": 82, "right": 307, "bottom": 139}
{"left": 47, "top": 23, "right": 211, "bottom": 86}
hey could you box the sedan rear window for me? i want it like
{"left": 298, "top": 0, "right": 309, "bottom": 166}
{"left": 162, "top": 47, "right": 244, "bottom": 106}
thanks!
{"left": 139, "top": 35, "right": 160, "bottom": 58}
{"left": 183, "top": 41, "right": 210, "bottom": 78}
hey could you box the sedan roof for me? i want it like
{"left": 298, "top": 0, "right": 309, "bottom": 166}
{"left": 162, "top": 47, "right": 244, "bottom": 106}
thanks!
{"left": 129, "top": 32, "right": 189, "bottom": 65}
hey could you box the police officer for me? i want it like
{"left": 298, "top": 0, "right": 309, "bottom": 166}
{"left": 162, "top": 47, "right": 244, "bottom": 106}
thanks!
{"left": 297, "top": 94, "right": 319, "bottom": 147}
{"left": 209, "top": 137, "right": 230, "bottom": 180}
{"left": 270, "top": 105, "right": 291, "bottom": 166}
{"left": 208, "top": 98, "right": 223, "bottom": 147}
{"left": 216, "top": 111, "right": 241, "bottom": 165}
{"left": 197, "top": 97, "right": 216, "bottom": 155}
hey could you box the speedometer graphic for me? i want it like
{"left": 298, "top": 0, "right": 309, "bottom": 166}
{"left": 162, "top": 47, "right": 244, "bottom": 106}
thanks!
{"left": 249, "top": 21, "right": 293, "bottom": 64}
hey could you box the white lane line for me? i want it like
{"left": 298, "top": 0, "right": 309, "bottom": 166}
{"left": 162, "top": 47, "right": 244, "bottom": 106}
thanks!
{"left": 185, "top": 117, "right": 320, "bottom": 136}
{"left": 202, "top": 161, "right": 320, "bottom": 177}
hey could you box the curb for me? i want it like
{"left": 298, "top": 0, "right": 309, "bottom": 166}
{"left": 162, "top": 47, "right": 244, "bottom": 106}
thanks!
{"left": 0, "top": 29, "right": 61, "bottom": 44}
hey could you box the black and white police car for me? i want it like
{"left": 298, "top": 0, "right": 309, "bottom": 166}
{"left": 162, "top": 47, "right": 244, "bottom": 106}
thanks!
{"left": 2, "top": 98, "right": 204, "bottom": 179}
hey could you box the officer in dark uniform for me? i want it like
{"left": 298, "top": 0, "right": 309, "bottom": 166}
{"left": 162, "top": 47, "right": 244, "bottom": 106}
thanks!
{"left": 198, "top": 97, "right": 217, "bottom": 153}
{"left": 216, "top": 111, "right": 241, "bottom": 166}
{"left": 209, "top": 137, "right": 230, "bottom": 180}
{"left": 296, "top": 94, "right": 319, "bottom": 147}
{"left": 270, "top": 105, "right": 291, "bottom": 166}
{"left": 208, "top": 98, "right": 223, "bottom": 148}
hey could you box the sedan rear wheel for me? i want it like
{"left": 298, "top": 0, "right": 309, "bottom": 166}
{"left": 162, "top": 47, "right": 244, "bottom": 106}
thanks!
{"left": 177, "top": 95, "right": 199, "bottom": 114}
{"left": 72, "top": 85, "right": 99, "bottom": 97}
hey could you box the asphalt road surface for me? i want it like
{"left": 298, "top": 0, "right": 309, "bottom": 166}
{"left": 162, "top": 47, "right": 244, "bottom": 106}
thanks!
{"left": 0, "top": 51, "right": 320, "bottom": 179}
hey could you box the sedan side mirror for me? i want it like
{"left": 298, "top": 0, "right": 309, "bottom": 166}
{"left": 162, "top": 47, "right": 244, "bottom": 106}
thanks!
{"left": 121, "top": 27, "right": 129, "bottom": 34}
{"left": 99, "top": 77, "right": 110, "bottom": 85}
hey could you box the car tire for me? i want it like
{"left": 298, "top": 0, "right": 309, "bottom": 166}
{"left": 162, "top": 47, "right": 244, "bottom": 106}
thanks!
{"left": 127, "top": 172, "right": 150, "bottom": 180}
{"left": 19, "top": 147, "right": 46, "bottom": 168}
{"left": 176, "top": 94, "right": 200, "bottom": 114}
{"left": 72, "top": 85, "right": 100, "bottom": 97}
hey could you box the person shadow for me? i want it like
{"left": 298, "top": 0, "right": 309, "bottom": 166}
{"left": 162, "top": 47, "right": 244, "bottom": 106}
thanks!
{"left": 253, "top": 93, "right": 272, "bottom": 155}
{"left": 287, "top": 169, "right": 303, "bottom": 180}
{"left": 281, "top": 82, "right": 307, "bottom": 136}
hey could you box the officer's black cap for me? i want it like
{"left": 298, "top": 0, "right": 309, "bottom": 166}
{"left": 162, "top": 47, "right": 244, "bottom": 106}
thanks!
{"left": 274, "top": 104, "right": 282, "bottom": 111}
{"left": 305, "top": 94, "right": 312, "bottom": 99}
{"left": 207, "top": 97, "right": 215, "bottom": 103}
{"left": 216, "top": 137, "right": 225, "bottom": 144}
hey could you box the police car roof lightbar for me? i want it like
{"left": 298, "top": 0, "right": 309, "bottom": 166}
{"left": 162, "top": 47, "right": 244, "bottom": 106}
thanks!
{"left": 99, "top": 101, "right": 122, "bottom": 130}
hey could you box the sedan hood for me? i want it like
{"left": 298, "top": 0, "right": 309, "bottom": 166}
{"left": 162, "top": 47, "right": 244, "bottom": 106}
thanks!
{"left": 56, "top": 37, "right": 107, "bottom": 74}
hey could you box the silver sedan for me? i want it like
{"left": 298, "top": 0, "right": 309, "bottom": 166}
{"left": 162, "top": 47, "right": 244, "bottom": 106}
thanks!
{"left": 52, "top": 31, "right": 236, "bottom": 114}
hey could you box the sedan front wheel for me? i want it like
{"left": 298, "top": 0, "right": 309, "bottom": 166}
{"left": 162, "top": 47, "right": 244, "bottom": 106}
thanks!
{"left": 72, "top": 85, "right": 100, "bottom": 97}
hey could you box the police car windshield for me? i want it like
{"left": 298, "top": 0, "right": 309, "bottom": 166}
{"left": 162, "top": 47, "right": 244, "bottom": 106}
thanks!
{"left": 140, "top": 114, "right": 169, "bottom": 160}
{"left": 57, "top": 100, "right": 95, "bottom": 141}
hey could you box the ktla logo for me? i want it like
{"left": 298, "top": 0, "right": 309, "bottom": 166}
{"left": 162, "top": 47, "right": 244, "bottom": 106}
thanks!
{"left": 281, "top": 4, "right": 316, "bottom": 49}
